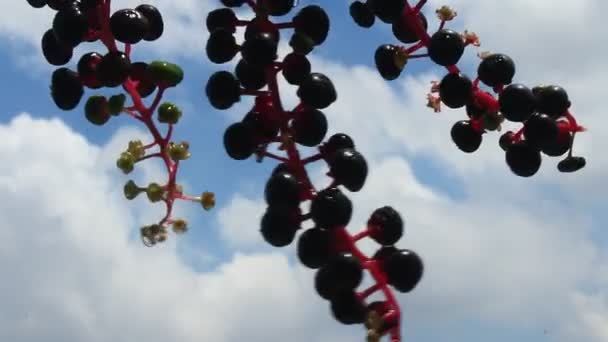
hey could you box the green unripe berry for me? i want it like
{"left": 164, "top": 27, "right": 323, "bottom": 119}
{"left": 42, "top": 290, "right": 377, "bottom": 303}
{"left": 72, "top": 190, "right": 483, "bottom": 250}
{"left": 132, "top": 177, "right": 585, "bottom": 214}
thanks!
{"left": 124, "top": 180, "right": 142, "bottom": 200}
{"left": 158, "top": 102, "right": 182, "bottom": 124}
{"left": 85, "top": 95, "right": 111, "bottom": 126}
{"left": 108, "top": 94, "right": 127, "bottom": 115}
{"left": 168, "top": 141, "right": 191, "bottom": 161}
{"left": 117, "top": 152, "right": 136, "bottom": 174}
{"left": 146, "top": 183, "right": 164, "bottom": 202}
{"left": 148, "top": 61, "right": 184, "bottom": 88}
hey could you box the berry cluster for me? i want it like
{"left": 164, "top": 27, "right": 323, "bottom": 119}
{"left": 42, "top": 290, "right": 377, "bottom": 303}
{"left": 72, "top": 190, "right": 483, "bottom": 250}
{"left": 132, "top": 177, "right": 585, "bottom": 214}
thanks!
{"left": 26, "top": 0, "right": 216, "bottom": 245}
{"left": 205, "top": 1, "right": 423, "bottom": 341}
{"left": 349, "top": 0, "right": 587, "bottom": 177}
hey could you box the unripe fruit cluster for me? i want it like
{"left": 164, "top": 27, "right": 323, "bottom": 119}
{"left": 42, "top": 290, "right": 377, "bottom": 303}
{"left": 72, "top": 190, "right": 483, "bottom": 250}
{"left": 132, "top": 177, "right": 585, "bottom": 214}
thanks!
{"left": 27, "top": 0, "right": 214, "bottom": 246}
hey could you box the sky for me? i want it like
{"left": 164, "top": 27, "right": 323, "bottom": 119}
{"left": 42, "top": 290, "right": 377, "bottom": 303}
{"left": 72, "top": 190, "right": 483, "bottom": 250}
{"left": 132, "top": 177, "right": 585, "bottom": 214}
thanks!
{"left": 0, "top": 0, "right": 607, "bottom": 341}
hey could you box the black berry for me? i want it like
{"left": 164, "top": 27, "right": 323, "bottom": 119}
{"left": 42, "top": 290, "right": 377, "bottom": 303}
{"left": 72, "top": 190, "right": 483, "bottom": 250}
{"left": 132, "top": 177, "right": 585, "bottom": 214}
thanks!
{"left": 330, "top": 291, "right": 366, "bottom": 325}
{"left": 297, "top": 73, "right": 337, "bottom": 109}
{"left": 235, "top": 59, "right": 267, "bottom": 90}
{"left": 349, "top": 1, "right": 375, "bottom": 28}
{"left": 375, "top": 44, "right": 405, "bottom": 81}
{"left": 315, "top": 253, "right": 363, "bottom": 300}
{"left": 297, "top": 228, "right": 332, "bottom": 269}
{"left": 505, "top": 141, "right": 542, "bottom": 177}
{"left": 50, "top": 67, "right": 83, "bottom": 110}
{"left": 52, "top": 3, "right": 88, "bottom": 47}
{"left": 41, "top": 28, "right": 73, "bottom": 66}
{"left": 328, "top": 148, "right": 368, "bottom": 192}
{"left": 439, "top": 72, "right": 473, "bottom": 109}
{"left": 293, "top": 5, "right": 330, "bottom": 45}
{"left": 499, "top": 83, "right": 537, "bottom": 122}
{"left": 96, "top": 51, "right": 131, "bottom": 87}
{"left": 206, "top": 29, "right": 239, "bottom": 64}
{"left": 385, "top": 249, "right": 424, "bottom": 293}
{"left": 282, "top": 53, "right": 311, "bottom": 85}
{"left": 77, "top": 52, "right": 103, "bottom": 89}
{"left": 223, "top": 122, "right": 256, "bottom": 160}
{"left": 534, "top": 85, "right": 571, "bottom": 118}
{"left": 427, "top": 29, "right": 465, "bottom": 66}
{"left": 368, "top": 206, "right": 403, "bottom": 246}
{"left": 477, "top": 53, "right": 515, "bottom": 87}
{"left": 291, "top": 108, "right": 328, "bottom": 146}
{"left": 310, "top": 188, "right": 352, "bottom": 229}
{"left": 206, "top": 8, "right": 237, "bottom": 33}
{"left": 206, "top": 71, "right": 241, "bottom": 110}
{"left": 392, "top": 11, "right": 427, "bottom": 43}
{"left": 451, "top": 120, "right": 482, "bottom": 153}
{"left": 260, "top": 205, "right": 300, "bottom": 247}
{"left": 523, "top": 113, "right": 559, "bottom": 149}
{"left": 264, "top": 172, "right": 301, "bottom": 207}
{"left": 136, "top": 4, "right": 164, "bottom": 41}
{"left": 240, "top": 32, "right": 278, "bottom": 66}
{"left": 557, "top": 156, "right": 586, "bottom": 173}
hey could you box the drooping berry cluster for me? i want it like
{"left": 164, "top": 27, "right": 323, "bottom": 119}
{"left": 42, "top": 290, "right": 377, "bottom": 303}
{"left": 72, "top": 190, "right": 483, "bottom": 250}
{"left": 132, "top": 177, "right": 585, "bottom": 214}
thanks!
{"left": 205, "top": 1, "right": 423, "bottom": 341}
{"left": 349, "top": 0, "right": 587, "bottom": 177}
{"left": 27, "top": 0, "right": 216, "bottom": 245}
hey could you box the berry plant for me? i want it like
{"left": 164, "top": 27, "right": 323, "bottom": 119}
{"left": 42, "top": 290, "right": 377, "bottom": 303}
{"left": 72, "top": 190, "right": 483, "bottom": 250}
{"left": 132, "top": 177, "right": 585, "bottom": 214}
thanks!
{"left": 350, "top": 0, "right": 587, "bottom": 177}
{"left": 24, "top": 0, "right": 591, "bottom": 341}
{"left": 26, "top": 0, "right": 216, "bottom": 246}
{"left": 205, "top": 1, "right": 423, "bottom": 341}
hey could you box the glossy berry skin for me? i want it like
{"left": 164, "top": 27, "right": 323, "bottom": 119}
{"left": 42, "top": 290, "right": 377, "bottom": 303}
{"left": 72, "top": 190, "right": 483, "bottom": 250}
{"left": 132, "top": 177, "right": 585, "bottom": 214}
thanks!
{"left": 557, "top": 156, "right": 586, "bottom": 173}
{"left": 85, "top": 96, "right": 111, "bottom": 126}
{"left": 505, "top": 141, "right": 542, "bottom": 177}
{"left": 206, "top": 71, "right": 241, "bottom": 110}
{"left": 330, "top": 291, "right": 366, "bottom": 325}
{"left": 385, "top": 249, "right": 424, "bottom": 293}
{"left": 477, "top": 53, "right": 515, "bottom": 87}
{"left": 297, "top": 73, "right": 337, "bottom": 109}
{"left": 207, "top": 8, "right": 237, "bottom": 33}
{"left": 260, "top": 205, "right": 300, "bottom": 247}
{"left": 392, "top": 12, "right": 427, "bottom": 44}
{"left": 235, "top": 59, "right": 267, "bottom": 90}
{"left": 240, "top": 32, "right": 278, "bottom": 66}
{"left": 263, "top": 0, "right": 295, "bottom": 16}
{"left": 375, "top": 44, "right": 405, "bottom": 81}
{"left": 223, "top": 122, "right": 256, "bottom": 160}
{"left": 349, "top": 1, "right": 375, "bottom": 28}
{"left": 533, "top": 85, "right": 571, "bottom": 118}
{"left": 368, "top": 206, "right": 403, "bottom": 246}
{"left": 27, "top": 0, "right": 47, "bottom": 8}
{"left": 542, "top": 124, "right": 572, "bottom": 157}
{"left": 499, "top": 131, "right": 515, "bottom": 152}
{"left": 245, "top": 17, "right": 280, "bottom": 43}
{"left": 310, "top": 188, "right": 352, "bottom": 229}
{"left": 126, "top": 62, "right": 157, "bottom": 98}
{"left": 135, "top": 5, "right": 163, "bottom": 41}
{"left": 221, "top": 0, "right": 246, "bottom": 7}
{"left": 293, "top": 5, "right": 330, "bottom": 45}
{"left": 96, "top": 51, "right": 131, "bottom": 87}
{"left": 297, "top": 228, "right": 332, "bottom": 269}
{"left": 523, "top": 113, "right": 558, "bottom": 149}
{"left": 110, "top": 9, "right": 150, "bottom": 44}
{"left": 439, "top": 72, "right": 473, "bottom": 109}
{"left": 50, "top": 67, "right": 83, "bottom": 110}
{"left": 291, "top": 108, "right": 328, "bottom": 146}
{"left": 324, "top": 133, "right": 355, "bottom": 155}
{"left": 451, "top": 120, "right": 482, "bottom": 153}
{"left": 315, "top": 253, "right": 363, "bottom": 300}
{"left": 427, "top": 29, "right": 465, "bottom": 66}
{"left": 41, "top": 29, "right": 73, "bottom": 66}
{"left": 52, "top": 4, "right": 88, "bottom": 47}
{"left": 328, "top": 148, "right": 368, "bottom": 192}
{"left": 367, "top": 0, "right": 405, "bottom": 23}
{"left": 499, "top": 83, "right": 537, "bottom": 122}
{"left": 265, "top": 172, "right": 301, "bottom": 207}
{"left": 243, "top": 110, "right": 280, "bottom": 141}
{"left": 282, "top": 53, "right": 311, "bottom": 85}
{"left": 465, "top": 100, "right": 485, "bottom": 119}
{"left": 206, "top": 29, "right": 239, "bottom": 64}
{"left": 77, "top": 52, "right": 103, "bottom": 89}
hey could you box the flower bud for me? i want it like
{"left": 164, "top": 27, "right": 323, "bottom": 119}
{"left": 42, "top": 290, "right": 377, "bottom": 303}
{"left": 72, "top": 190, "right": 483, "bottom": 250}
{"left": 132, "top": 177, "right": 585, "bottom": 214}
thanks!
{"left": 172, "top": 219, "right": 188, "bottom": 234}
{"left": 127, "top": 140, "right": 145, "bottom": 159}
{"left": 201, "top": 191, "right": 216, "bottom": 211}
{"left": 117, "top": 152, "right": 136, "bottom": 174}
{"left": 168, "top": 141, "right": 191, "bottom": 161}
{"left": 146, "top": 183, "right": 164, "bottom": 202}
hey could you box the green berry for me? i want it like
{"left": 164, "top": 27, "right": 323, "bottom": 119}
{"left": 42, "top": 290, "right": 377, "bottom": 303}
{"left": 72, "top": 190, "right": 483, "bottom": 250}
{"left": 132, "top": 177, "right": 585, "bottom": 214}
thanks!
{"left": 85, "top": 95, "right": 111, "bottom": 126}
{"left": 146, "top": 183, "right": 164, "bottom": 202}
{"left": 108, "top": 94, "right": 127, "bottom": 115}
{"left": 116, "top": 152, "right": 136, "bottom": 174}
{"left": 158, "top": 102, "right": 182, "bottom": 124}
{"left": 124, "top": 180, "right": 142, "bottom": 200}
{"left": 148, "top": 61, "right": 184, "bottom": 87}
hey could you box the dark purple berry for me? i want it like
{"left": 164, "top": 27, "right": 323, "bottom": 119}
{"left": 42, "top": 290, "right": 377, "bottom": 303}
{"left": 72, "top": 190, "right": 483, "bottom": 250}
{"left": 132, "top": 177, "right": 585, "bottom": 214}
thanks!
{"left": 262, "top": 0, "right": 295, "bottom": 16}
{"left": 557, "top": 156, "right": 586, "bottom": 173}
{"left": 206, "top": 29, "right": 239, "bottom": 64}
{"left": 206, "top": 8, "right": 237, "bottom": 33}
{"left": 328, "top": 148, "right": 368, "bottom": 192}
{"left": 297, "top": 228, "right": 332, "bottom": 269}
{"left": 385, "top": 249, "right": 424, "bottom": 293}
{"left": 533, "top": 85, "right": 571, "bottom": 118}
{"left": 41, "top": 28, "right": 73, "bottom": 65}
{"left": 265, "top": 172, "right": 301, "bottom": 207}
{"left": 330, "top": 291, "right": 366, "bottom": 325}
{"left": 136, "top": 4, "right": 164, "bottom": 41}
{"left": 235, "top": 59, "right": 267, "bottom": 90}
{"left": 392, "top": 11, "right": 427, "bottom": 43}
{"left": 50, "top": 67, "right": 83, "bottom": 110}
{"left": 499, "top": 83, "right": 537, "bottom": 122}
{"left": 206, "top": 71, "right": 241, "bottom": 110}
{"left": 223, "top": 121, "right": 256, "bottom": 160}
{"left": 96, "top": 51, "right": 131, "bottom": 87}
{"left": 282, "top": 53, "right": 311, "bottom": 85}
{"left": 368, "top": 206, "right": 403, "bottom": 246}
{"left": 241, "top": 32, "right": 278, "bottom": 66}
{"left": 110, "top": 8, "right": 150, "bottom": 44}
{"left": 260, "top": 205, "right": 300, "bottom": 247}
{"left": 310, "top": 188, "right": 352, "bottom": 229}
{"left": 52, "top": 3, "right": 88, "bottom": 47}
{"left": 477, "top": 53, "right": 515, "bottom": 87}
{"left": 505, "top": 141, "right": 542, "bottom": 177}
{"left": 293, "top": 5, "right": 329, "bottom": 45}
{"left": 77, "top": 52, "right": 103, "bottom": 89}
{"left": 451, "top": 120, "right": 482, "bottom": 153}
{"left": 439, "top": 72, "right": 473, "bottom": 109}
{"left": 523, "top": 113, "right": 559, "bottom": 149}
{"left": 297, "top": 73, "right": 337, "bottom": 109}
{"left": 349, "top": 1, "right": 375, "bottom": 28}
{"left": 427, "top": 29, "right": 465, "bottom": 66}
{"left": 367, "top": 0, "right": 405, "bottom": 23}
{"left": 315, "top": 253, "right": 363, "bottom": 300}
{"left": 375, "top": 44, "right": 406, "bottom": 81}
{"left": 291, "top": 108, "right": 328, "bottom": 146}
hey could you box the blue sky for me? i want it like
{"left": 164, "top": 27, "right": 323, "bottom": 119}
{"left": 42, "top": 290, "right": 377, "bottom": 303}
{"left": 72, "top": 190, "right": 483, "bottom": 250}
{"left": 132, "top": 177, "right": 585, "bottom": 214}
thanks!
{"left": 1, "top": 1, "right": 607, "bottom": 341}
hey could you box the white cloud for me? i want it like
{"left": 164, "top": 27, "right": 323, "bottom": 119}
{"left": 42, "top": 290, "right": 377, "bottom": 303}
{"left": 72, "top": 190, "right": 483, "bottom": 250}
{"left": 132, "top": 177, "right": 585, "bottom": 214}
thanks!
{"left": 0, "top": 113, "right": 363, "bottom": 342}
